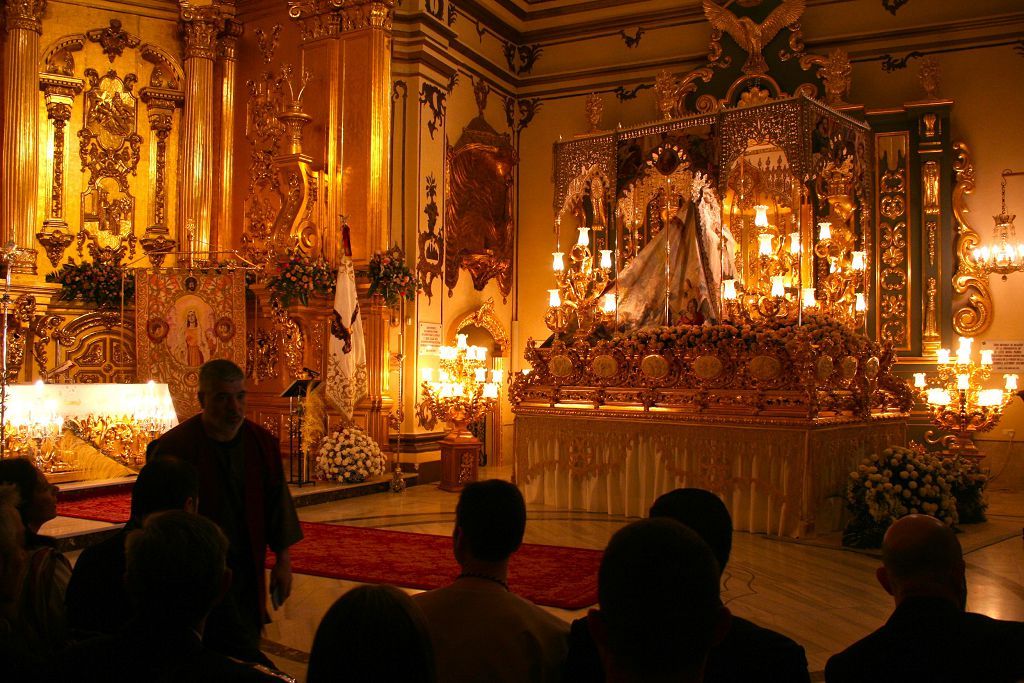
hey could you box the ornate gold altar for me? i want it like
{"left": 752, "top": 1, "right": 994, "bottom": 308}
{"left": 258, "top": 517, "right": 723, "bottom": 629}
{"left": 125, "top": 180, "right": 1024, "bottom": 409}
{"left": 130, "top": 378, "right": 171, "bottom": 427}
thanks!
{"left": 511, "top": 317, "right": 911, "bottom": 537}
{"left": 512, "top": 3, "right": 935, "bottom": 538}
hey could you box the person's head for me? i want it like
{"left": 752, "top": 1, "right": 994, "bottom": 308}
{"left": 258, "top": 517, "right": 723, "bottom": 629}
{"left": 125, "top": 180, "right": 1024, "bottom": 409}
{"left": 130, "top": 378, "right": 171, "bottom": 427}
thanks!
{"left": 453, "top": 479, "right": 526, "bottom": 567}
{"left": 877, "top": 514, "right": 965, "bottom": 608}
{"left": 308, "top": 585, "right": 436, "bottom": 683}
{"left": 0, "top": 457, "right": 58, "bottom": 538}
{"left": 130, "top": 457, "right": 199, "bottom": 522}
{"left": 650, "top": 488, "right": 732, "bottom": 571}
{"left": 197, "top": 359, "right": 247, "bottom": 441}
{"left": 0, "top": 484, "right": 27, "bottom": 617}
{"left": 589, "top": 518, "right": 729, "bottom": 683}
{"left": 125, "top": 510, "right": 230, "bottom": 629}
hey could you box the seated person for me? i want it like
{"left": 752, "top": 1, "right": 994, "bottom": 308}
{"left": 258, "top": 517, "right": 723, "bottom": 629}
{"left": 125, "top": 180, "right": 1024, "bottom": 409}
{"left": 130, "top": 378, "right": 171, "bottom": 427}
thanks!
{"left": 565, "top": 488, "right": 810, "bottom": 682}
{"left": 825, "top": 514, "right": 1024, "bottom": 683}
{"left": 0, "top": 483, "right": 46, "bottom": 681}
{"left": 415, "top": 479, "right": 569, "bottom": 682}
{"left": 65, "top": 457, "right": 199, "bottom": 636}
{"left": 54, "top": 511, "right": 290, "bottom": 682}
{"left": 587, "top": 518, "right": 730, "bottom": 683}
{"left": 308, "top": 584, "right": 435, "bottom": 683}
{"left": 0, "top": 457, "right": 71, "bottom": 654}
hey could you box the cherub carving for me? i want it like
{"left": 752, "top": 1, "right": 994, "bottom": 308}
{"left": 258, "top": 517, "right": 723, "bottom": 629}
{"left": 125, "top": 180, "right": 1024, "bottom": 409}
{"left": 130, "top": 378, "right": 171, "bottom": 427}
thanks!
{"left": 702, "top": 0, "right": 806, "bottom": 75}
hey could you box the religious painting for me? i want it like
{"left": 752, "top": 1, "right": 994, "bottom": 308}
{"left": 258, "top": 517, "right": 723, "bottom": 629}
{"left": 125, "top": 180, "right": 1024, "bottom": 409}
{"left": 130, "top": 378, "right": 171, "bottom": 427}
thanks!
{"left": 135, "top": 271, "right": 247, "bottom": 419}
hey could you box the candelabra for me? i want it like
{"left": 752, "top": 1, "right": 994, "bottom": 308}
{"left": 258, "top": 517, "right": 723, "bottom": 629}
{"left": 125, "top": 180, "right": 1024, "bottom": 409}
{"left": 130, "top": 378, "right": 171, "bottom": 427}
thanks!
{"left": 912, "top": 336, "right": 1017, "bottom": 459}
{"left": 722, "top": 205, "right": 804, "bottom": 322}
{"left": 4, "top": 381, "right": 72, "bottom": 473}
{"left": 546, "top": 224, "right": 616, "bottom": 337}
{"left": 972, "top": 169, "right": 1024, "bottom": 280}
{"left": 420, "top": 334, "right": 502, "bottom": 491}
{"left": 810, "top": 218, "right": 868, "bottom": 327}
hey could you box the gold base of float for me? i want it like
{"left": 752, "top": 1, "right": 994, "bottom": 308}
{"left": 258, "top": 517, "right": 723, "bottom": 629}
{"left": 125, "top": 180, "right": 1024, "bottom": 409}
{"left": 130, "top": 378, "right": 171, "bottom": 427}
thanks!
{"left": 510, "top": 318, "right": 913, "bottom": 538}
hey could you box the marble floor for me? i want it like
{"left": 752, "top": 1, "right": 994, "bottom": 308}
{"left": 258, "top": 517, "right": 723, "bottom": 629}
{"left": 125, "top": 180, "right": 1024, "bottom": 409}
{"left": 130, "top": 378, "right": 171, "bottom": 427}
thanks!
{"left": 251, "top": 462, "right": 1024, "bottom": 682}
{"left": 56, "top": 451, "right": 1024, "bottom": 683}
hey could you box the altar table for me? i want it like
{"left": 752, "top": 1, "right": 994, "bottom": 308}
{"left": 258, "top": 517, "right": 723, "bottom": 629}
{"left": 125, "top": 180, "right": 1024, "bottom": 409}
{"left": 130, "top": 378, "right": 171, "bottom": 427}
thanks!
{"left": 514, "top": 413, "right": 907, "bottom": 538}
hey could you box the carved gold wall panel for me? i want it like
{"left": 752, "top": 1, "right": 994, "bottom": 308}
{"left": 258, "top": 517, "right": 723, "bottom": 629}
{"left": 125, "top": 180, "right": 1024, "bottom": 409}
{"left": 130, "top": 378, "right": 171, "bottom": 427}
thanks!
{"left": 951, "top": 142, "right": 991, "bottom": 336}
{"left": 875, "top": 132, "right": 911, "bottom": 350}
{"left": 444, "top": 95, "right": 518, "bottom": 302}
{"left": 33, "top": 21, "right": 185, "bottom": 273}
{"left": 49, "top": 309, "right": 136, "bottom": 384}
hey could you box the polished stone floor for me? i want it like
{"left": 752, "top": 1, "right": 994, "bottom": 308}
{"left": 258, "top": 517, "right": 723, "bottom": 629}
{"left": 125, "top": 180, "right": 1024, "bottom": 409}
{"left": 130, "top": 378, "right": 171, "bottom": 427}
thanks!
{"left": 57, "top": 448, "right": 1024, "bottom": 683}
{"left": 255, "top": 458, "right": 1024, "bottom": 682}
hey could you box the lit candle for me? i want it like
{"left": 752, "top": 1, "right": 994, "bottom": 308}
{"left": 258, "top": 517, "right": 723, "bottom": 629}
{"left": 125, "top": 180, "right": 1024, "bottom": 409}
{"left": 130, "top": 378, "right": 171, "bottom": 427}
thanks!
{"left": 439, "top": 369, "right": 450, "bottom": 383}
{"left": 758, "top": 233, "right": 774, "bottom": 257}
{"left": 851, "top": 251, "right": 867, "bottom": 271}
{"left": 602, "top": 292, "right": 616, "bottom": 313}
{"left": 789, "top": 232, "right": 801, "bottom": 254}
{"left": 491, "top": 369, "right": 504, "bottom": 384}
{"left": 926, "top": 388, "right": 951, "bottom": 406}
{"left": 957, "top": 373, "right": 970, "bottom": 391}
{"left": 482, "top": 383, "right": 499, "bottom": 399}
{"left": 599, "top": 249, "right": 613, "bottom": 270}
{"left": 474, "top": 368, "right": 487, "bottom": 383}
{"left": 723, "top": 279, "right": 737, "bottom": 301}
{"left": 818, "top": 222, "right": 832, "bottom": 241}
{"left": 913, "top": 372, "right": 927, "bottom": 388}
{"left": 576, "top": 227, "right": 590, "bottom": 247}
{"left": 1005, "top": 374, "right": 1018, "bottom": 391}
{"left": 957, "top": 337, "right": 973, "bottom": 355}
{"left": 980, "top": 349, "right": 994, "bottom": 366}
{"left": 977, "top": 389, "right": 1003, "bottom": 407}
{"left": 855, "top": 292, "right": 867, "bottom": 313}
{"left": 456, "top": 334, "right": 468, "bottom": 350}
{"left": 802, "top": 287, "right": 817, "bottom": 308}
{"left": 552, "top": 252, "right": 565, "bottom": 272}
{"left": 421, "top": 367, "right": 433, "bottom": 382}
{"left": 453, "top": 383, "right": 464, "bottom": 397}
{"left": 770, "top": 275, "right": 785, "bottom": 298}
{"left": 937, "top": 348, "right": 951, "bottom": 364}
{"left": 548, "top": 289, "right": 561, "bottom": 308}
{"left": 754, "top": 205, "right": 770, "bottom": 228}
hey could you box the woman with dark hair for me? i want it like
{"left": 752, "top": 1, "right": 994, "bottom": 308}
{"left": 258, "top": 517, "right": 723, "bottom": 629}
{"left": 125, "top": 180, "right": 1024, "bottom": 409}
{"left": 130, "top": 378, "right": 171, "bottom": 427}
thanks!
{"left": 308, "top": 584, "right": 436, "bottom": 683}
{"left": 0, "top": 457, "right": 71, "bottom": 653}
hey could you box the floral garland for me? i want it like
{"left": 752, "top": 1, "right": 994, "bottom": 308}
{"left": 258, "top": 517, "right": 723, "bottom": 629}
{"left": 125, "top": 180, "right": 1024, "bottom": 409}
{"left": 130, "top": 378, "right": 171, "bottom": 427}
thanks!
{"left": 614, "top": 314, "right": 874, "bottom": 357}
{"left": 46, "top": 259, "right": 134, "bottom": 309}
{"left": 314, "top": 426, "right": 387, "bottom": 484}
{"left": 842, "top": 445, "right": 963, "bottom": 548}
{"left": 266, "top": 253, "right": 336, "bottom": 307}
{"left": 363, "top": 245, "right": 420, "bottom": 307}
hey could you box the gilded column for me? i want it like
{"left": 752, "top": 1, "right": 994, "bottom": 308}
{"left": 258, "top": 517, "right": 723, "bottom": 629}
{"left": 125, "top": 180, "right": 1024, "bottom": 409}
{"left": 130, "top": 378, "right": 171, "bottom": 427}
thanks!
{"left": 179, "top": 5, "right": 223, "bottom": 256}
{"left": 37, "top": 74, "right": 83, "bottom": 268}
{"left": 2, "top": 0, "right": 47, "bottom": 273}
{"left": 215, "top": 19, "right": 243, "bottom": 254}
{"left": 288, "top": 0, "right": 395, "bottom": 446}
{"left": 139, "top": 87, "right": 184, "bottom": 267}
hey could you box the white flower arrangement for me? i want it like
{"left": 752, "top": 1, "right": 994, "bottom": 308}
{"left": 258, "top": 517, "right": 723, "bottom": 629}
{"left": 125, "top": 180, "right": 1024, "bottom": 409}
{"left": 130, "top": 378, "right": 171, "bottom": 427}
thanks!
{"left": 314, "top": 426, "right": 387, "bottom": 484}
{"left": 843, "top": 445, "right": 959, "bottom": 547}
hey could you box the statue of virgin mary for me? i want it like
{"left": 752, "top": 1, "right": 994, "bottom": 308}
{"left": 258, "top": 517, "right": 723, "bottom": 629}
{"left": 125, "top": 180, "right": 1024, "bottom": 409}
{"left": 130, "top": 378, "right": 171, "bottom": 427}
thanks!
{"left": 614, "top": 174, "right": 736, "bottom": 328}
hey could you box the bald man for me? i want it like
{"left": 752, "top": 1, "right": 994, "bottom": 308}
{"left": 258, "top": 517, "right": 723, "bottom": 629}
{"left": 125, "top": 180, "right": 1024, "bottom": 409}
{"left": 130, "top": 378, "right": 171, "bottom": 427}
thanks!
{"left": 825, "top": 515, "right": 1024, "bottom": 683}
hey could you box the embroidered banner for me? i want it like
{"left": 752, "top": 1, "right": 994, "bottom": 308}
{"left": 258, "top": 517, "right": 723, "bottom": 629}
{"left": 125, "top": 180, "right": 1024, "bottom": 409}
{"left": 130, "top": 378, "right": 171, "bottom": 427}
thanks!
{"left": 326, "top": 252, "right": 367, "bottom": 422}
{"left": 135, "top": 270, "right": 247, "bottom": 419}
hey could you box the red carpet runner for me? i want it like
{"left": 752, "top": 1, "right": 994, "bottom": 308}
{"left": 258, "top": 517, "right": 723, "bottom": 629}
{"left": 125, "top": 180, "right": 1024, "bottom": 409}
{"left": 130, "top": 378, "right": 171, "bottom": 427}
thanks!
{"left": 58, "top": 492, "right": 601, "bottom": 610}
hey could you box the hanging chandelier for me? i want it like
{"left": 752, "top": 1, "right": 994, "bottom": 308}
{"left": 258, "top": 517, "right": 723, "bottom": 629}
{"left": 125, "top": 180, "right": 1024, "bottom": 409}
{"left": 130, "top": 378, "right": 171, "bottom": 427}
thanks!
{"left": 972, "top": 169, "right": 1024, "bottom": 280}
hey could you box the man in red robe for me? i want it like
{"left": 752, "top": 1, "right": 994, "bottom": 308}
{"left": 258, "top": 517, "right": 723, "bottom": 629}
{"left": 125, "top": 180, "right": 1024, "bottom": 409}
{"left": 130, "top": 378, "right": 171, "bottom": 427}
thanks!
{"left": 148, "top": 359, "right": 302, "bottom": 666}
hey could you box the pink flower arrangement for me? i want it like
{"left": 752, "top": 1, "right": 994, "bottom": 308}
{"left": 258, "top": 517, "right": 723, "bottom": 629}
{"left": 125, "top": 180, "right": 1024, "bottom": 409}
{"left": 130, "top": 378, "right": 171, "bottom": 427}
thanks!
{"left": 46, "top": 259, "right": 134, "bottom": 308}
{"left": 363, "top": 245, "right": 420, "bottom": 307}
{"left": 267, "top": 253, "right": 337, "bottom": 307}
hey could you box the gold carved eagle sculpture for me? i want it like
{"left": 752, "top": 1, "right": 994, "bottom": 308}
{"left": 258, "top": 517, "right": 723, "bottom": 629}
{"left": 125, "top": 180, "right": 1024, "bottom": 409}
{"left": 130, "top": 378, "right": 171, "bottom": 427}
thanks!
{"left": 702, "top": 0, "right": 806, "bottom": 75}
